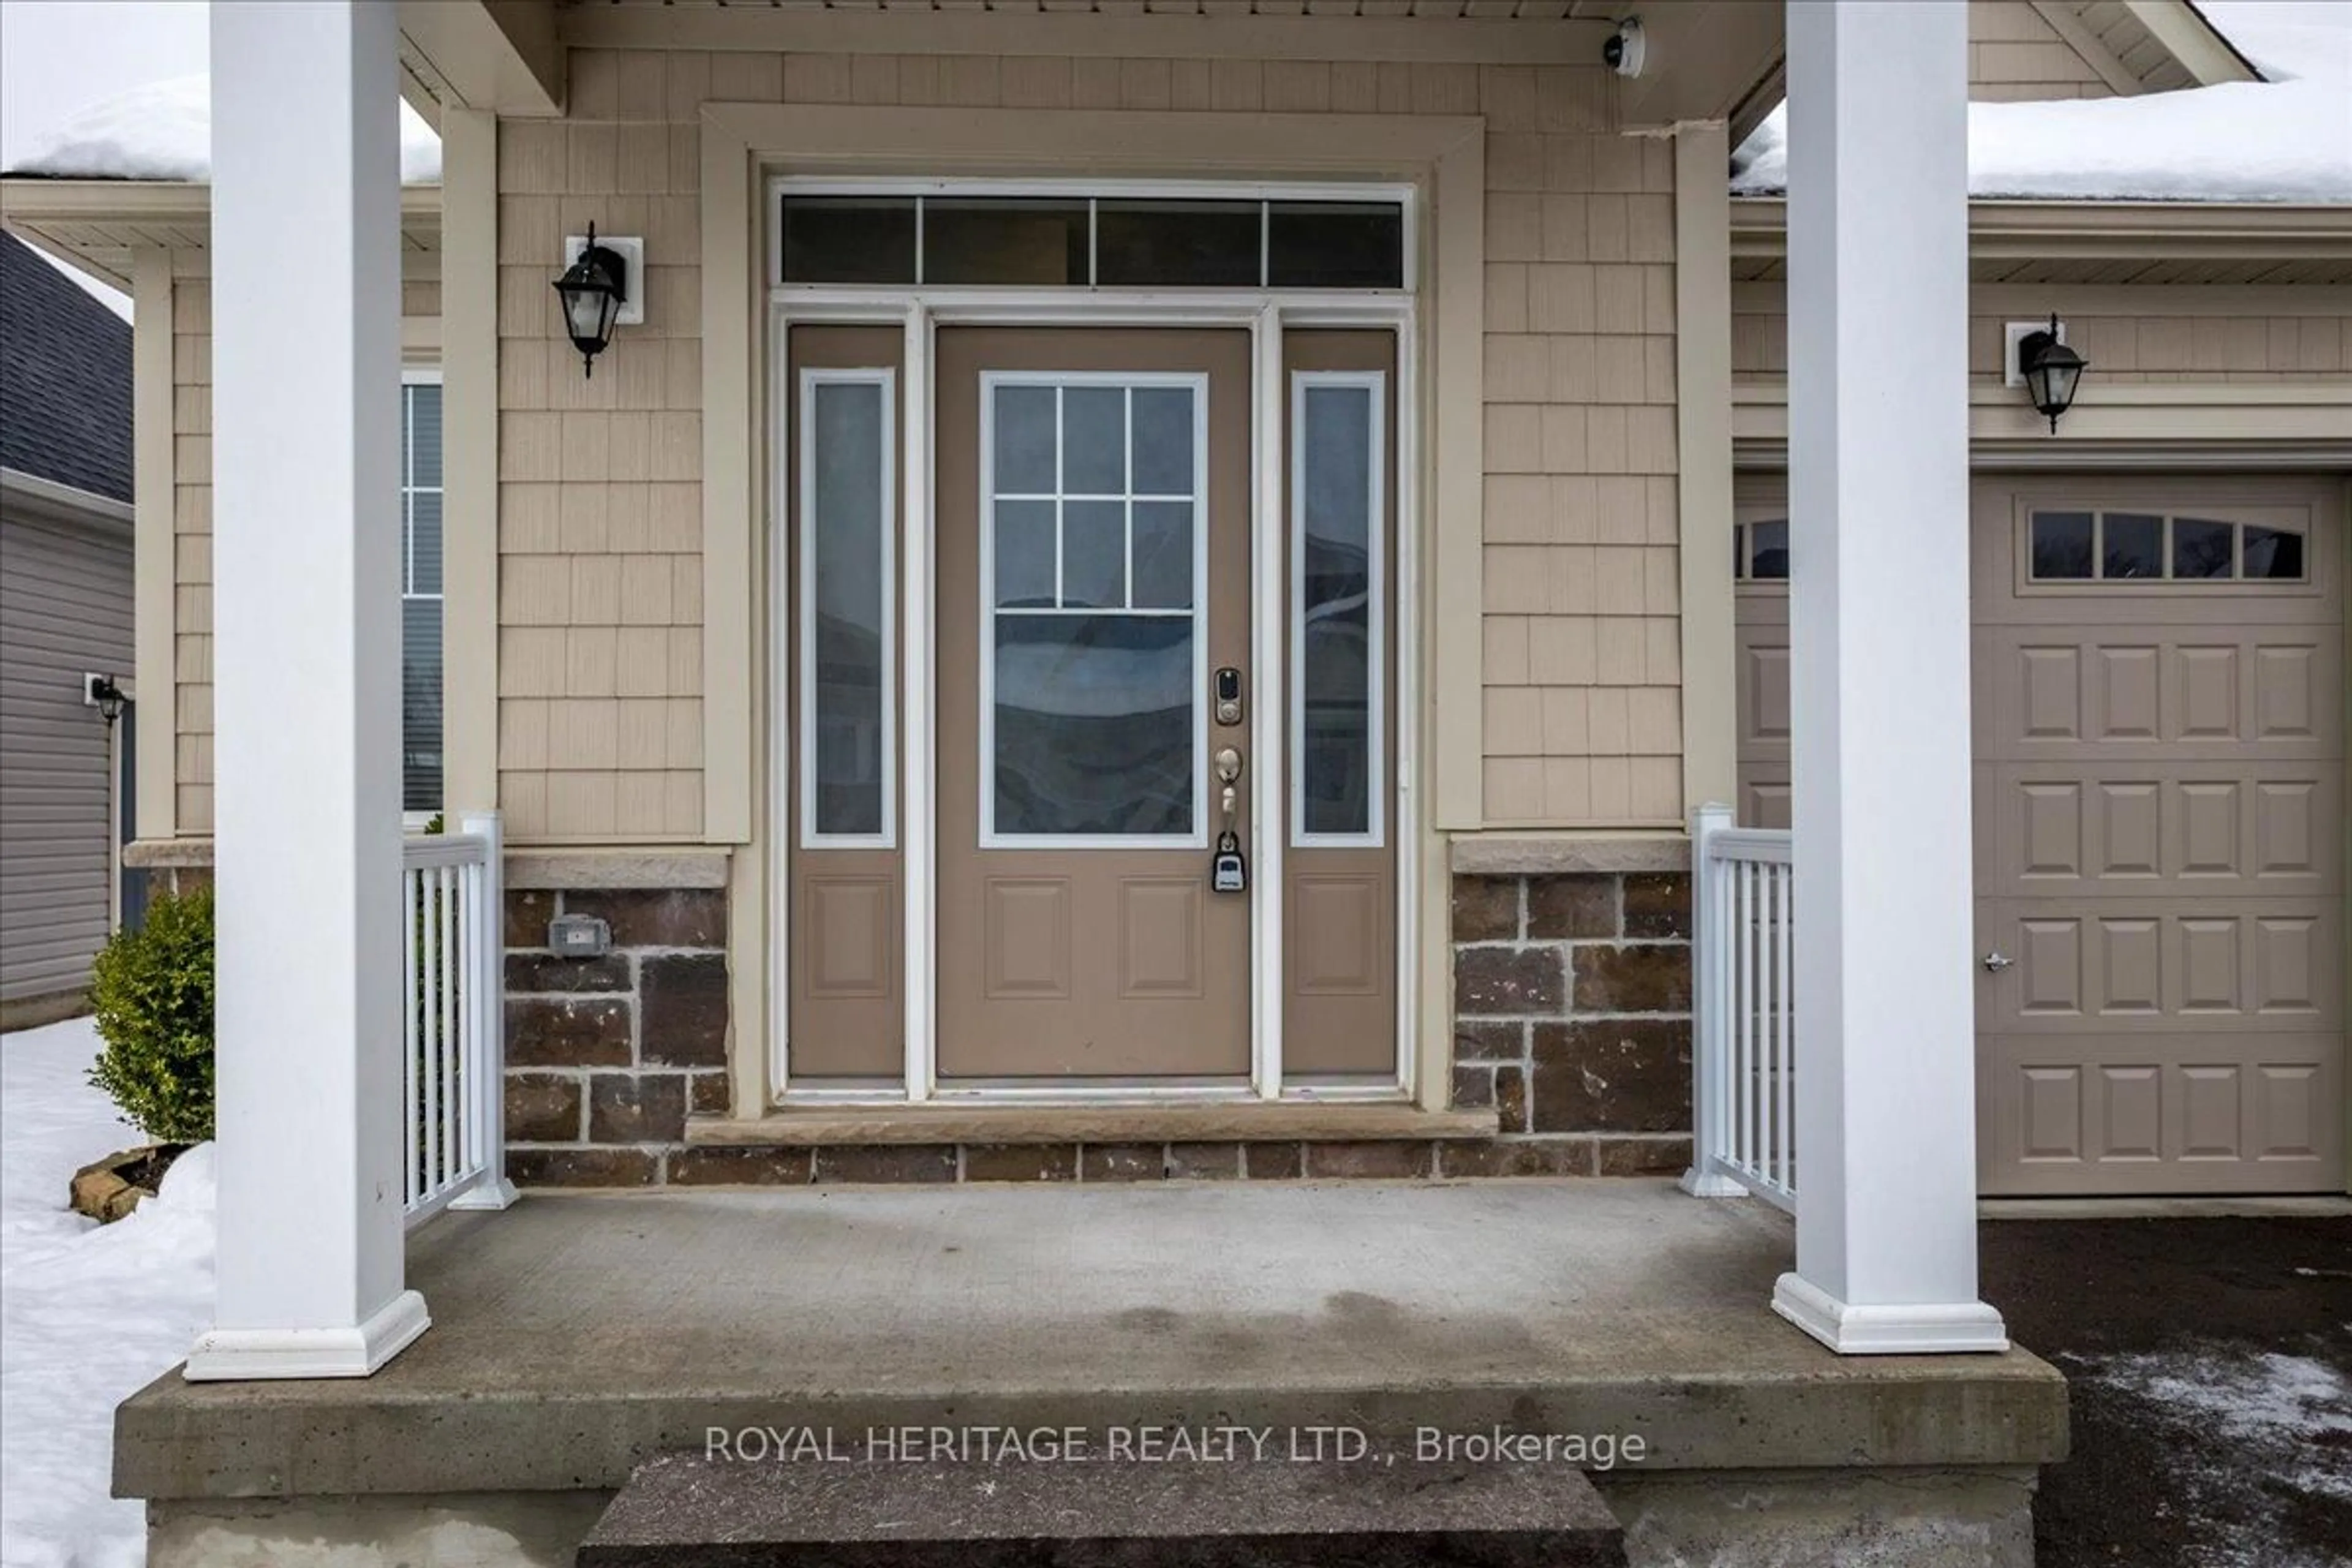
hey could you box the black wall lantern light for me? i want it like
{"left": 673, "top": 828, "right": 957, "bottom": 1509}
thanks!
{"left": 552, "top": 223, "right": 632, "bottom": 378}
{"left": 2016, "top": 314, "right": 2088, "bottom": 433}
{"left": 83, "top": 673, "right": 127, "bottom": 725}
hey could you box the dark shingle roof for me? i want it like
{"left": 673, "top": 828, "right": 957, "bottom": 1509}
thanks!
{"left": 0, "top": 231, "right": 133, "bottom": 503}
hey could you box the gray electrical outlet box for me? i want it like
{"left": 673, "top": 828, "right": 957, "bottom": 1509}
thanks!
{"left": 548, "top": 914, "right": 612, "bottom": 958}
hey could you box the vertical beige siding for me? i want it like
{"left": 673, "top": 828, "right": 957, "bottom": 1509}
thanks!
{"left": 496, "top": 47, "right": 1684, "bottom": 839}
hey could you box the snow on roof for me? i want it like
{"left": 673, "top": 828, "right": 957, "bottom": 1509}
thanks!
{"left": 1730, "top": 1, "right": 2352, "bottom": 204}
{"left": 3, "top": 75, "right": 441, "bottom": 186}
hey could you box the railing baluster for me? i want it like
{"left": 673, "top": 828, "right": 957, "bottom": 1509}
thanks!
{"left": 1732, "top": 860, "right": 1745, "bottom": 1175}
{"left": 402, "top": 866, "right": 420, "bottom": 1208}
{"left": 399, "top": 820, "right": 513, "bottom": 1230}
{"left": 1683, "top": 810, "right": 1796, "bottom": 1213}
{"left": 1774, "top": 862, "right": 1793, "bottom": 1193}
{"left": 440, "top": 865, "right": 459, "bottom": 1188}
{"left": 422, "top": 861, "right": 442, "bottom": 1196}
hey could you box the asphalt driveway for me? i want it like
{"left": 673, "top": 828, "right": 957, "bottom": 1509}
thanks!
{"left": 1978, "top": 1213, "right": 2352, "bottom": 1568}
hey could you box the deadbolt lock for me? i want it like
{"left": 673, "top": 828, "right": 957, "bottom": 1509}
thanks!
{"left": 1215, "top": 667, "right": 1243, "bottom": 726}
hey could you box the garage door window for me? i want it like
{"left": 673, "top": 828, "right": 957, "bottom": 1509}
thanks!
{"left": 2029, "top": 509, "right": 2309, "bottom": 586}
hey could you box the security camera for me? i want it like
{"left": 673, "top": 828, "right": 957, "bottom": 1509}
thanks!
{"left": 1604, "top": 18, "right": 1646, "bottom": 78}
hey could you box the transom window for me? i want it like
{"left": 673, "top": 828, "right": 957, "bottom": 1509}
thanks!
{"left": 778, "top": 189, "right": 1407, "bottom": 290}
{"left": 979, "top": 373, "right": 1208, "bottom": 846}
{"left": 2029, "top": 510, "right": 2307, "bottom": 584}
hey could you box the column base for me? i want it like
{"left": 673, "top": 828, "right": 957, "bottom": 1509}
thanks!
{"left": 1679, "top": 1167, "right": 1751, "bottom": 1199}
{"left": 450, "top": 1177, "right": 521, "bottom": 1212}
{"left": 184, "top": 1289, "right": 430, "bottom": 1382}
{"left": 1772, "top": 1272, "right": 2008, "bottom": 1355}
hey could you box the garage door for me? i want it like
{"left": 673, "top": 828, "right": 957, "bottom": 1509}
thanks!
{"left": 1733, "top": 475, "right": 2346, "bottom": 1196}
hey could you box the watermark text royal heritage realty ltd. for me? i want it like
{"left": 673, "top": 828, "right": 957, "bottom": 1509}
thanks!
{"left": 704, "top": 1425, "right": 1651, "bottom": 1471}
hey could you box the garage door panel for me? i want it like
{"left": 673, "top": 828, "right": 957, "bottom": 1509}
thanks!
{"left": 1979, "top": 897, "right": 2343, "bottom": 1033}
{"left": 1975, "top": 626, "right": 2342, "bottom": 760}
{"left": 1980, "top": 763, "right": 2342, "bottom": 899}
{"left": 1747, "top": 473, "right": 2344, "bottom": 1196}
{"left": 1977, "top": 1031, "right": 2343, "bottom": 1195}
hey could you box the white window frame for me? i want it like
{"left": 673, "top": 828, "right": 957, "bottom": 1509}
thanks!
{"left": 399, "top": 366, "right": 443, "bottom": 829}
{"left": 2019, "top": 505, "right": 2318, "bottom": 594}
{"left": 1289, "top": 369, "right": 1387, "bottom": 851}
{"left": 771, "top": 176, "right": 1419, "bottom": 295}
{"left": 976, "top": 369, "right": 1211, "bottom": 852}
{"left": 762, "top": 177, "right": 1424, "bottom": 1112}
{"left": 797, "top": 366, "right": 899, "bottom": 850}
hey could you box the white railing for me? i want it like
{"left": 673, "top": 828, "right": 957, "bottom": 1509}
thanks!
{"left": 401, "top": 810, "right": 517, "bottom": 1227}
{"left": 1681, "top": 803, "right": 1797, "bottom": 1212}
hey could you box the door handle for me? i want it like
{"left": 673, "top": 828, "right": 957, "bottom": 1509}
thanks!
{"left": 1982, "top": 951, "right": 2014, "bottom": 973}
{"left": 1213, "top": 748, "right": 1243, "bottom": 839}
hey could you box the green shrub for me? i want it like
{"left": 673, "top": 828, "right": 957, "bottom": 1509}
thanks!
{"left": 88, "top": 889, "right": 217, "bottom": 1144}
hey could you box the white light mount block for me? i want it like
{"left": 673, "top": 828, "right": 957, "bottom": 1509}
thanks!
{"left": 2003, "top": 318, "right": 2066, "bottom": 388}
{"left": 565, "top": 233, "right": 644, "bottom": 326}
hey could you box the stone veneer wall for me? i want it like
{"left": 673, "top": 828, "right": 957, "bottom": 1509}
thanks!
{"left": 499, "top": 872, "right": 1691, "bottom": 1186}
{"left": 501, "top": 886, "right": 732, "bottom": 1185}
{"left": 1445, "top": 869, "right": 1693, "bottom": 1177}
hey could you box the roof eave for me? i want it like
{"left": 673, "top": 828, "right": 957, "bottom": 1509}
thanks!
{"left": 1729, "top": 197, "right": 2352, "bottom": 263}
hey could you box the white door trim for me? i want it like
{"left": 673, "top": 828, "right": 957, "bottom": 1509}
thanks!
{"left": 770, "top": 289, "right": 1417, "bottom": 1107}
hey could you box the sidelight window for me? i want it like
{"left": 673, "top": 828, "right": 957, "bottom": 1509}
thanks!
{"left": 1291, "top": 372, "right": 1384, "bottom": 846}
{"left": 799, "top": 369, "right": 896, "bottom": 845}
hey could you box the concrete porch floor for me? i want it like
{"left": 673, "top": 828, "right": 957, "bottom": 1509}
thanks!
{"left": 118, "top": 1178, "right": 2065, "bottom": 1506}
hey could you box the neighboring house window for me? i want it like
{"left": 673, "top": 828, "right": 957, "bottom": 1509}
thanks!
{"left": 401, "top": 374, "right": 443, "bottom": 813}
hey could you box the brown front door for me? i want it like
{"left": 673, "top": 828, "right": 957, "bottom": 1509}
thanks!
{"left": 935, "top": 328, "right": 1253, "bottom": 1079}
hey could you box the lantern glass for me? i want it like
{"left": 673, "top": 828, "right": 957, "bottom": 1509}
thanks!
{"left": 562, "top": 282, "right": 620, "bottom": 349}
{"left": 552, "top": 233, "right": 628, "bottom": 374}
{"left": 2018, "top": 322, "right": 2088, "bottom": 431}
{"left": 2026, "top": 355, "right": 2082, "bottom": 417}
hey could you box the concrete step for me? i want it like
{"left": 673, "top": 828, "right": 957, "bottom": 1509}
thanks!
{"left": 578, "top": 1450, "right": 1627, "bottom": 1567}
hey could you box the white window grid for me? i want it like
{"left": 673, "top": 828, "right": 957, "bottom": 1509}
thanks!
{"left": 978, "top": 371, "right": 1210, "bottom": 850}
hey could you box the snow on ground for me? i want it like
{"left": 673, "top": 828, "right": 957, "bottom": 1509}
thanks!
{"left": 1, "top": 1019, "right": 213, "bottom": 1568}
{"left": 2090, "top": 1346, "right": 2352, "bottom": 1503}
{"left": 1730, "top": 1, "right": 2352, "bottom": 202}
{"left": 4, "top": 74, "right": 441, "bottom": 185}
{"left": 2060, "top": 1342, "right": 2352, "bottom": 1568}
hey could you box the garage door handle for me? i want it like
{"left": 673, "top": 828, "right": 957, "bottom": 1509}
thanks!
{"left": 1981, "top": 951, "right": 2014, "bottom": 973}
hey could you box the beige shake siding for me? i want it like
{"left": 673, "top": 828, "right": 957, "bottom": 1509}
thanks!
{"left": 1968, "top": 1, "right": 2124, "bottom": 100}
{"left": 1730, "top": 285, "right": 2352, "bottom": 382}
{"left": 488, "top": 47, "right": 1687, "bottom": 845}
{"left": 159, "top": 257, "right": 443, "bottom": 835}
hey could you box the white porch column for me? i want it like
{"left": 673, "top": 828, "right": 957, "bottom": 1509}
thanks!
{"left": 187, "top": 1, "right": 423, "bottom": 1380}
{"left": 1777, "top": 0, "right": 2007, "bottom": 1354}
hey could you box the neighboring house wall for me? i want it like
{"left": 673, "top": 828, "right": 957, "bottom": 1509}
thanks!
{"left": 0, "top": 503, "right": 132, "bottom": 1022}
{"left": 1731, "top": 282, "right": 2352, "bottom": 382}
{"left": 160, "top": 255, "right": 442, "bottom": 835}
